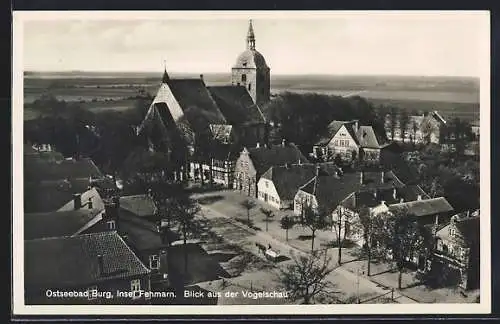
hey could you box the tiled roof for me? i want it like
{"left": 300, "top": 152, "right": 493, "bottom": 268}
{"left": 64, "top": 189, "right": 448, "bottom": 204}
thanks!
{"left": 168, "top": 79, "right": 226, "bottom": 127}
{"left": 24, "top": 157, "right": 103, "bottom": 183}
{"left": 24, "top": 208, "right": 104, "bottom": 240}
{"left": 342, "top": 184, "right": 428, "bottom": 210}
{"left": 247, "top": 143, "right": 310, "bottom": 175}
{"left": 436, "top": 212, "right": 480, "bottom": 244}
{"left": 315, "top": 120, "right": 359, "bottom": 146}
{"left": 300, "top": 172, "right": 362, "bottom": 213}
{"left": 261, "top": 162, "right": 342, "bottom": 202}
{"left": 24, "top": 178, "right": 92, "bottom": 213}
{"left": 25, "top": 232, "right": 150, "bottom": 288}
{"left": 120, "top": 195, "right": 157, "bottom": 218}
{"left": 356, "top": 126, "right": 389, "bottom": 149}
{"left": 388, "top": 197, "right": 454, "bottom": 218}
{"left": 207, "top": 86, "right": 265, "bottom": 125}
{"left": 58, "top": 187, "right": 105, "bottom": 213}
{"left": 261, "top": 164, "right": 317, "bottom": 202}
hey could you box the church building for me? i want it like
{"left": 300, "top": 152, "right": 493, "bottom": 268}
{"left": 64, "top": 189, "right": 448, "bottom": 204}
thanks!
{"left": 137, "top": 20, "right": 271, "bottom": 187}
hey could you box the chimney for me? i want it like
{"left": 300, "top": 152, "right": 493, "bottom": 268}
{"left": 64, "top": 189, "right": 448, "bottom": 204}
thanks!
{"left": 381, "top": 171, "right": 385, "bottom": 184}
{"left": 400, "top": 198, "right": 404, "bottom": 203}
{"left": 380, "top": 200, "right": 386, "bottom": 206}
{"left": 282, "top": 139, "right": 286, "bottom": 147}
{"left": 73, "top": 193, "right": 82, "bottom": 210}
{"left": 256, "top": 142, "right": 260, "bottom": 148}
{"left": 353, "top": 120, "right": 359, "bottom": 131}
{"left": 373, "top": 190, "right": 377, "bottom": 199}
{"left": 199, "top": 74, "right": 204, "bottom": 81}
{"left": 298, "top": 158, "right": 302, "bottom": 165}
{"left": 417, "top": 194, "right": 422, "bottom": 201}
{"left": 87, "top": 197, "right": 93, "bottom": 209}
{"left": 315, "top": 164, "right": 320, "bottom": 178}
{"left": 392, "top": 187, "right": 397, "bottom": 200}
{"left": 97, "top": 254, "right": 104, "bottom": 276}
{"left": 360, "top": 171, "right": 364, "bottom": 185}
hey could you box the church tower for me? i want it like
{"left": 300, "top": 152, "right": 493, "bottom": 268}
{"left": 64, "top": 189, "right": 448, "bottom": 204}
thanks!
{"left": 231, "top": 20, "right": 271, "bottom": 107}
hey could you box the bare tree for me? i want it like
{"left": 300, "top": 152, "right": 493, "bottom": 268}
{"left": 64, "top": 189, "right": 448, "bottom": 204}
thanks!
{"left": 357, "top": 206, "right": 373, "bottom": 276}
{"left": 241, "top": 199, "right": 256, "bottom": 224}
{"left": 278, "top": 251, "right": 335, "bottom": 304}
{"left": 388, "top": 106, "right": 399, "bottom": 141}
{"left": 399, "top": 110, "right": 410, "bottom": 143}
{"left": 332, "top": 207, "right": 353, "bottom": 266}
{"left": 302, "top": 205, "right": 329, "bottom": 253}
{"left": 261, "top": 207, "right": 275, "bottom": 232}
{"left": 280, "top": 215, "right": 295, "bottom": 241}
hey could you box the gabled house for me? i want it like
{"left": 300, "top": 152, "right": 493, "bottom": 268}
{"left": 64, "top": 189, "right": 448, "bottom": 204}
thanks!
{"left": 234, "top": 141, "right": 309, "bottom": 197}
{"left": 385, "top": 111, "right": 448, "bottom": 144}
{"left": 24, "top": 231, "right": 151, "bottom": 305}
{"left": 433, "top": 210, "right": 480, "bottom": 290}
{"left": 387, "top": 196, "right": 455, "bottom": 226}
{"left": 257, "top": 162, "right": 340, "bottom": 210}
{"left": 312, "top": 120, "right": 390, "bottom": 164}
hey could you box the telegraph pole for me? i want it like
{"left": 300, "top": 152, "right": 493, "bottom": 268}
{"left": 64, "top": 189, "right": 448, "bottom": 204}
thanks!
{"left": 357, "top": 268, "right": 360, "bottom": 304}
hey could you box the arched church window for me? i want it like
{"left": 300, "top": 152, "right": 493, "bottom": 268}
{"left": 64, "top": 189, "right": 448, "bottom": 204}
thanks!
{"left": 241, "top": 74, "right": 247, "bottom": 83}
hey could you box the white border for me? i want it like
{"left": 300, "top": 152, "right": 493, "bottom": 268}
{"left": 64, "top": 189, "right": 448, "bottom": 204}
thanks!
{"left": 12, "top": 10, "right": 491, "bottom": 315}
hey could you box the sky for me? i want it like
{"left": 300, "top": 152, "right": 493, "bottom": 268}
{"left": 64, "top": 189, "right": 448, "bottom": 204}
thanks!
{"left": 20, "top": 11, "right": 488, "bottom": 77}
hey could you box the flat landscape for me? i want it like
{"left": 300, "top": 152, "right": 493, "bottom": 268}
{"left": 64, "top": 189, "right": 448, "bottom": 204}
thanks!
{"left": 23, "top": 71, "right": 480, "bottom": 121}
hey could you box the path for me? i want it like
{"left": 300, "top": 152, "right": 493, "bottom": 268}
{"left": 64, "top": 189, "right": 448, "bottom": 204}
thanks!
{"left": 198, "top": 204, "right": 417, "bottom": 304}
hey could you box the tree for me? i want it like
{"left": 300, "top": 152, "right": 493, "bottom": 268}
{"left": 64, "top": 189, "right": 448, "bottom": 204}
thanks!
{"left": 278, "top": 251, "right": 335, "bottom": 304}
{"left": 261, "top": 207, "right": 274, "bottom": 232}
{"left": 170, "top": 192, "right": 203, "bottom": 275}
{"left": 388, "top": 106, "right": 399, "bottom": 141}
{"left": 357, "top": 206, "right": 373, "bottom": 276}
{"left": 374, "top": 208, "right": 433, "bottom": 289}
{"left": 332, "top": 206, "right": 357, "bottom": 266}
{"left": 280, "top": 215, "right": 295, "bottom": 241}
{"left": 302, "top": 205, "right": 329, "bottom": 253}
{"left": 399, "top": 110, "right": 410, "bottom": 143}
{"left": 241, "top": 199, "right": 256, "bottom": 224}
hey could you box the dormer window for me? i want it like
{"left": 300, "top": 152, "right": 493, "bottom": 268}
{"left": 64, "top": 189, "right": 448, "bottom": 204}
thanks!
{"left": 243, "top": 62, "right": 248, "bottom": 67}
{"left": 107, "top": 220, "right": 116, "bottom": 230}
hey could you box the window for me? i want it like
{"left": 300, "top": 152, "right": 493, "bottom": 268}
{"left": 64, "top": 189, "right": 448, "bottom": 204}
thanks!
{"left": 107, "top": 220, "right": 116, "bottom": 230}
{"left": 131, "top": 279, "right": 141, "bottom": 299}
{"left": 149, "top": 255, "right": 159, "bottom": 270}
{"left": 248, "top": 83, "right": 252, "bottom": 91}
{"left": 241, "top": 74, "right": 247, "bottom": 82}
{"left": 265, "top": 181, "right": 269, "bottom": 188}
{"left": 87, "top": 286, "right": 98, "bottom": 300}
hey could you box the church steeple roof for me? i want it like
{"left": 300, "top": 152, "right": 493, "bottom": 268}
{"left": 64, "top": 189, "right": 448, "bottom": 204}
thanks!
{"left": 246, "top": 19, "right": 255, "bottom": 50}
{"left": 161, "top": 60, "right": 170, "bottom": 83}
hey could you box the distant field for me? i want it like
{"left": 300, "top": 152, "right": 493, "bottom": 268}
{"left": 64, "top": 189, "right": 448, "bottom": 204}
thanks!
{"left": 23, "top": 72, "right": 480, "bottom": 121}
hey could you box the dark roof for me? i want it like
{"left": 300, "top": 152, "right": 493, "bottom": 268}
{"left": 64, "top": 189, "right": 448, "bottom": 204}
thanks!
{"left": 24, "top": 179, "right": 92, "bottom": 213}
{"left": 207, "top": 86, "right": 265, "bottom": 125}
{"left": 261, "top": 164, "right": 317, "bottom": 201}
{"left": 388, "top": 197, "right": 454, "bottom": 217}
{"left": 261, "top": 162, "right": 343, "bottom": 201}
{"left": 120, "top": 195, "right": 157, "bottom": 218}
{"left": 342, "top": 184, "right": 429, "bottom": 210}
{"left": 24, "top": 157, "right": 103, "bottom": 183}
{"left": 24, "top": 208, "right": 104, "bottom": 240}
{"left": 356, "top": 126, "right": 389, "bottom": 149}
{"left": 25, "top": 232, "right": 150, "bottom": 288}
{"left": 247, "top": 143, "right": 310, "bottom": 175}
{"left": 210, "top": 142, "right": 242, "bottom": 161}
{"left": 168, "top": 79, "right": 226, "bottom": 128}
{"left": 315, "top": 120, "right": 358, "bottom": 146}
{"left": 361, "top": 170, "right": 405, "bottom": 190}
{"left": 436, "top": 212, "right": 480, "bottom": 244}
{"left": 300, "top": 172, "right": 362, "bottom": 213}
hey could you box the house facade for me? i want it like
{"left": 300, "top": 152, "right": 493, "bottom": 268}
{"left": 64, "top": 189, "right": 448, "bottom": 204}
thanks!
{"left": 433, "top": 210, "right": 480, "bottom": 290}
{"left": 312, "top": 120, "right": 390, "bottom": 164}
{"left": 234, "top": 142, "right": 309, "bottom": 198}
{"left": 385, "top": 111, "right": 447, "bottom": 144}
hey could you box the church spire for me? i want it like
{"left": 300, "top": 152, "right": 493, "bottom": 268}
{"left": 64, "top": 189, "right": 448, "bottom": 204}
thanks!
{"left": 246, "top": 19, "right": 255, "bottom": 50}
{"left": 161, "top": 60, "right": 170, "bottom": 83}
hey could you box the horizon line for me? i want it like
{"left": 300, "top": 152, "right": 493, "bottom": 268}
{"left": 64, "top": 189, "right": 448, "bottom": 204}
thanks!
{"left": 24, "top": 70, "right": 480, "bottom": 79}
